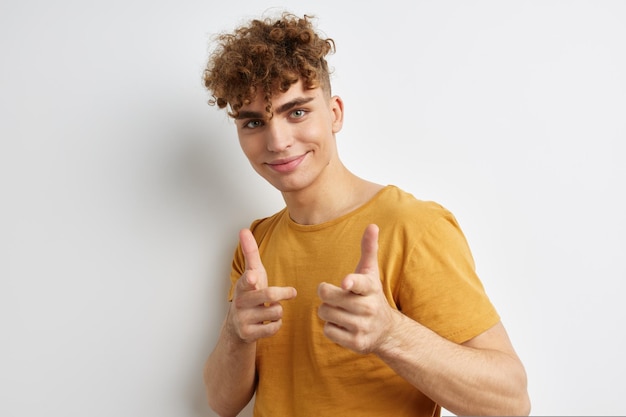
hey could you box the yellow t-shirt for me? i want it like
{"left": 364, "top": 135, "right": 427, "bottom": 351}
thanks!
{"left": 228, "top": 185, "right": 500, "bottom": 417}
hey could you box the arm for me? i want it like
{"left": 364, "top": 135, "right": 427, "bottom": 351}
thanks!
{"left": 377, "top": 313, "right": 530, "bottom": 415}
{"left": 204, "top": 315, "right": 257, "bottom": 417}
{"left": 204, "top": 229, "right": 297, "bottom": 417}
{"left": 317, "top": 224, "right": 530, "bottom": 416}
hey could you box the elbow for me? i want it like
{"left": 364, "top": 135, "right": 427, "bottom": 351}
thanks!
{"left": 502, "top": 355, "right": 531, "bottom": 416}
{"left": 505, "top": 396, "right": 531, "bottom": 416}
{"left": 205, "top": 376, "right": 253, "bottom": 417}
{"left": 506, "top": 367, "right": 531, "bottom": 416}
{"left": 205, "top": 387, "right": 226, "bottom": 417}
{"left": 207, "top": 399, "right": 238, "bottom": 417}
{"left": 515, "top": 392, "right": 531, "bottom": 416}
{"left": 206, "top": 388, "right": 246, "bottom": 417}
{"left": 487, "top": 367, "right": 531, "bottom": 416}
{"left": 507, "top": 371, "right": 531, "bottom": 416}
{"left": 496, "top": 394, "right": 530, "bottom": 416}
{"left": 482, "top": 391, "right": 530, "bottom": 417}
{"left": 515, "top": 365, "right": 531, "bottom": 416}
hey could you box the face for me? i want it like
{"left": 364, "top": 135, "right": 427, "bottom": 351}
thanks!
{"left": 234, "top": 80, "right": 344, "bottom": 194}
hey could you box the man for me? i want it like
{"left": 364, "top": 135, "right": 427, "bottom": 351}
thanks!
{"left": 202, "top": 12, "right": 530, "bottom": 417}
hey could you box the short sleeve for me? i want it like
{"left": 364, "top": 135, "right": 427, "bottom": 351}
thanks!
{"left": 397, "top": 212, "right": 500, "bottom": 343}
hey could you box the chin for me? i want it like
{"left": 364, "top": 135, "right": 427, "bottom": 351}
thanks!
{"left": 268, "top": 178, "right": 310, "bottom": 194}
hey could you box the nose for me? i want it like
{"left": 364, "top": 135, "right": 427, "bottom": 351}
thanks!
{"left": 265, "top": 121, "right": 293, "bottom": 153}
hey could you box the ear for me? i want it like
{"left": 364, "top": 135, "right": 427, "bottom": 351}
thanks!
{"left": 329, "top": 95, "right": 344, "bottom": 133}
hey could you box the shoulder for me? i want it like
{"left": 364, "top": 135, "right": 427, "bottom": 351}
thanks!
{"left": 367, "top": 186, "right": 470, "bottom": 257}
{"left": 248, "top": 207, "right": 289, "bottom": 241}
{"left": 374, "top": 185, "right": 457, "bottom": 227}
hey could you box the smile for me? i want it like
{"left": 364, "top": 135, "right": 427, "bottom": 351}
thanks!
{"left": 266, "top": 153, "right": 308, "bottom": 173}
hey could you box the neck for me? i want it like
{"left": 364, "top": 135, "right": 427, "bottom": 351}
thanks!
{"left": 282, "top": 167, "right": 384, "bottom": 225}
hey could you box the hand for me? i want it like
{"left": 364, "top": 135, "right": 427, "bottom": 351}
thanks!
{"left": 317, "top": 224, "right": 397, "bottom": 354}
{"left": 227, "top": 228, "right": 297, "bottom": 344}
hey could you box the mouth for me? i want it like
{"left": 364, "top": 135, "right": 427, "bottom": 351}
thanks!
{"left": 265, "top": 153, "right": 308, "bottom": 173}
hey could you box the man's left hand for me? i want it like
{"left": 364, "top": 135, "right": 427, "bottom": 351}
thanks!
{"left": 317, "top": 224, "right": 397, "bottom": 354}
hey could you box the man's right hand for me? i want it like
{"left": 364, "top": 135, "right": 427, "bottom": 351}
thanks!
{"left": 227, "top": 228, "right": 297, "bottom": 344}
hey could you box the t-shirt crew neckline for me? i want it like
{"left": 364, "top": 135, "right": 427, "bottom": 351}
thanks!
{"left": 285, "top": 184, "right": 396, "bottom": 232}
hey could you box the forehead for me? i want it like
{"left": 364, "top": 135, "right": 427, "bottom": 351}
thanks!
{"left": 241, "top": 80, "right": 323, "bottom": 111}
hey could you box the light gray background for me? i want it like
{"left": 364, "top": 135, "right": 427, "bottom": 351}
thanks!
{"left": 2, "top": 1, "right": 625, "bottom": 416}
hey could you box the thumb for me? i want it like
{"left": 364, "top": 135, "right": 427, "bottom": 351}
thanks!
{"left": 354, "top": 224, "right": 379, "bottom": 275}
{"left": 237, "top": 272, "right": 260, "bottom": 292}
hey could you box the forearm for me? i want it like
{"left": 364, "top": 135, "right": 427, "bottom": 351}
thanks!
{"left": 204, "top": 318, "right": 257, "bottom": 417}
{"left": 376, "top": 311, "right": 530, "bottom": 416}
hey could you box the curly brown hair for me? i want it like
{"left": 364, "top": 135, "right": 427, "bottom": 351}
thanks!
{"left": 203, "top": 12, "right": 335, "bottom": 118}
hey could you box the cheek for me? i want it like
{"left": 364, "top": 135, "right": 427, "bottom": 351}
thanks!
{"left": 239, "top": 137, "right": 263, "bottom": 160}
{"left": 298, "top": 124, "right": 325, "bottom": 145}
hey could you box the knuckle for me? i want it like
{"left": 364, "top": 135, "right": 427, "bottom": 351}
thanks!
{"left": 322, "top": 323, "right": 333, "bottom": 340}
{"left": 260, "top": 320, "right": 281, "bottom": 338}
{"left": 354, "top": 334, "right": 371, "bottom": 354}
{"left": 318, "top": 285, "right": 327, "bottom": 297}
{"left": 236, "top": 322, "right": 255, "bottom": 342}
{"left": 267, "top": 304, "right": 283, "bottom": 320}
{"left": 265, "top": 288, "right": 282, "bottom": 302}
{"left": 317, "top": 283, "right": 331, "bottom": 299}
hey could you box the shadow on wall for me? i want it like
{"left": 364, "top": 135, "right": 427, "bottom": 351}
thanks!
{"left": 158, "top": 112, "right": 277, "bottom": 416}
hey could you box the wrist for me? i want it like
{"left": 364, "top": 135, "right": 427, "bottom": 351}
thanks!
{"left": 223, "top": 310, "right": 256, "bottom": 347}
{"left": 374, "top": 309, "right": 406, "bottom": 356}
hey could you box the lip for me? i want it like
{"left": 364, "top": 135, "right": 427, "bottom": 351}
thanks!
{"left": 265, "top": 153, "right": 308, "bottom": 173}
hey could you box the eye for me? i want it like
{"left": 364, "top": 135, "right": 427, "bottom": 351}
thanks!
{"left": 243, "top": 119, "right": 263, "bottom": 129}
{"left": 291, "top": 109, "right": 307, "bottom": 119}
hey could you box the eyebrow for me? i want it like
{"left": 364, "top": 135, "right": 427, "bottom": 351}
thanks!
{"left": 276, "top": 97, "right": 315, "bottom": 114}
{"left": 235, "top": 96, "right": 315, "bottom": 120}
